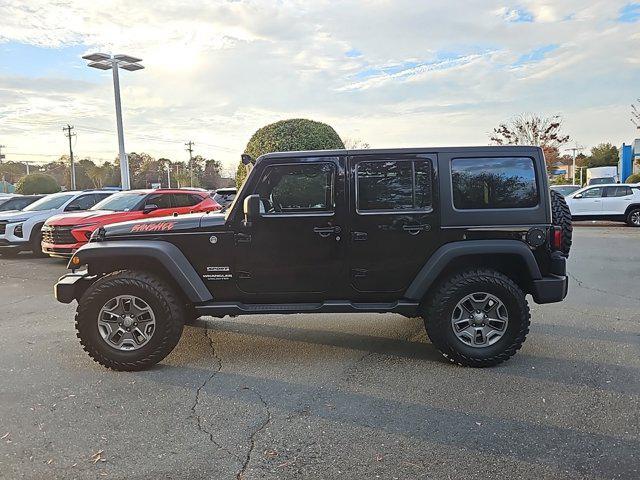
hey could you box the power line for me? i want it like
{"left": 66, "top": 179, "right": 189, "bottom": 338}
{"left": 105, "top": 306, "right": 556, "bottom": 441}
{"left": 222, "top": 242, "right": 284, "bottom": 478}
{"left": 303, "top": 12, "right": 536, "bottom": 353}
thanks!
{"left": 185, "top": 141, "right": 195, "bottom": 187}
{"left": 63, "top": 125, "right": 77, "bottom": 190}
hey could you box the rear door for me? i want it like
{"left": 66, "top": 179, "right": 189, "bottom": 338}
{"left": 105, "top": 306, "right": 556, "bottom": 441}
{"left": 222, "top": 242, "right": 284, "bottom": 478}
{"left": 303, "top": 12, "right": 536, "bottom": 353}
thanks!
{"left": 601, "top": 186, "right": 633, "bottom": 215}
{"left": 171, "top": 193, "right": 203, "bottom": 214}
{"left": 347, "top": 153, "right": 438, "bottom": 298}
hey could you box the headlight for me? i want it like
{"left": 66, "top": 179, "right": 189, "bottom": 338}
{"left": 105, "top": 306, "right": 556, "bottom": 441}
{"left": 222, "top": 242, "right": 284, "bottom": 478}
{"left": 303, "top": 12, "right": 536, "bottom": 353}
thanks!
{"left": 14, "top": 223, "right": 23, "bottom": 238}
{"left": 8, "top": 218, "right": 28, "bottom": 224}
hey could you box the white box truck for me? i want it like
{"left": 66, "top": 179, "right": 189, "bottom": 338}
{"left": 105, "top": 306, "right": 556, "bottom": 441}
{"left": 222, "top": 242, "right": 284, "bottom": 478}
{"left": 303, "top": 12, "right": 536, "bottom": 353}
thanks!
{"left": 586, "top": 166, "right": 618, "bottom": 185}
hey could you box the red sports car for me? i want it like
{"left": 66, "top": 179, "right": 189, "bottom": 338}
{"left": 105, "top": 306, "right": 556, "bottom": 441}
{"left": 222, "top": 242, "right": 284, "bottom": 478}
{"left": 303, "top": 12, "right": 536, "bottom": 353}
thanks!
{"left": 42, "top": 189, "right": 220, "bottom": 258}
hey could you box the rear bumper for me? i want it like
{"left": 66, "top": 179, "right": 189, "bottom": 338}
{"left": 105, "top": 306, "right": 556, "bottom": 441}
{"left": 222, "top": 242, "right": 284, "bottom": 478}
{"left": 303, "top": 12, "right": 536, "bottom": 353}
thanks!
{"left": 54, "top": 271, "right": 94, "bottom": 304}
{"left": 531, "top": 274, "right": 568, "bottom": 304}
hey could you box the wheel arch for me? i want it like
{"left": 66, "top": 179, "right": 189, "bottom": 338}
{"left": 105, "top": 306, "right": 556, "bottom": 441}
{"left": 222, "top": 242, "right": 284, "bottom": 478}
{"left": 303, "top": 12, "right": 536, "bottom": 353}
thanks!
{"left": 624, "top": 204, "right": 640, "bottom": 217}
{"left": 404, "top": 240, "right": 541, "bottom": 302}
{"left": 71, "top": 241, "right": 213, "bottom": 304}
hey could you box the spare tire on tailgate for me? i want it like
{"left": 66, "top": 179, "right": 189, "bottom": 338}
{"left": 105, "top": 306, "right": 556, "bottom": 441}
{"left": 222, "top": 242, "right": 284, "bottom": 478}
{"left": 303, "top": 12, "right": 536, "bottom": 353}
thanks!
{"left": 550, "top": 189, "right": 572, "bottom": 257}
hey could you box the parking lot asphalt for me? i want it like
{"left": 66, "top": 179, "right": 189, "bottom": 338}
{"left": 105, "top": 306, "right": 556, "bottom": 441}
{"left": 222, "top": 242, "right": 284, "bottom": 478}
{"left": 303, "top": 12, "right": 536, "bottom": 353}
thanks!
{"left": 1, "top": 224, "right": 639, "bottom": 480}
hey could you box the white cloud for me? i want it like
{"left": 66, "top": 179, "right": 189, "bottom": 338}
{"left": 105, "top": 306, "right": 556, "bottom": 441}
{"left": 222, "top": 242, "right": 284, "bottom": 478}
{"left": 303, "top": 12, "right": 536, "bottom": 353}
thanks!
{"left": 0, "top": 0, "right": 638, "bottom": 174}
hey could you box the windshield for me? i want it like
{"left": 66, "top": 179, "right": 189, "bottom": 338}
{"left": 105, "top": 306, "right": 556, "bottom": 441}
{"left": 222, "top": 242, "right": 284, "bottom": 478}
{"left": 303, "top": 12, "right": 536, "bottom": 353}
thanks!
{"left": 589, "top": 177, "right": 615, "bottom": 185}
{"left": 24, "top": 193, "right": 75, "bottom": 211}
{"left": 91, "top": 192, "right": 147, "bottom": 212}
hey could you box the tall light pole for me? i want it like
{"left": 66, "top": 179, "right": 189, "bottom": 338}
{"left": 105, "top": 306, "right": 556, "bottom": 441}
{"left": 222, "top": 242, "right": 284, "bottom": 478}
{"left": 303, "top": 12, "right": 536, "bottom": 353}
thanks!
{"left": 565, "top": 145, "right": 584, "bottom": 184}
{"left": 82, "top": 53, "right": 144, "bottom": 190}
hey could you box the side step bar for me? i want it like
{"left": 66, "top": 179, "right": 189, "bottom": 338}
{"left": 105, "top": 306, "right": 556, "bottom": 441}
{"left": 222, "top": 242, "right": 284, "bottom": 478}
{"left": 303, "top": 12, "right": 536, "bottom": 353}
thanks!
{"left": 194, "top": 300, "right": 419, "bottom": 317}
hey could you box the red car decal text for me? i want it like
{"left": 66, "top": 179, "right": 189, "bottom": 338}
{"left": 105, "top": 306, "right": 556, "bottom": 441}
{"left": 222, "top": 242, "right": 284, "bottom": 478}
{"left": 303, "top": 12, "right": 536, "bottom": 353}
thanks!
{"left": 131, "top": 222, "right": 175, "bottom": 233}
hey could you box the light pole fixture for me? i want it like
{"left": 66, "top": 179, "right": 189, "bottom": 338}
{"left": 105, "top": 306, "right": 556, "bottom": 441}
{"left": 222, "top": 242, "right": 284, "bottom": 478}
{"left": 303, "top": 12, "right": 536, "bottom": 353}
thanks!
{"left": 82, "top": 53, "right": 144, "bottom": 190}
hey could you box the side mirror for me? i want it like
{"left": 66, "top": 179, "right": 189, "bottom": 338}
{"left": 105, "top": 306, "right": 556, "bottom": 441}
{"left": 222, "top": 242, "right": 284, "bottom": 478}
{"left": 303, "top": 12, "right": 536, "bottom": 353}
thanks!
{"left": 143, "top": 204, "right": 158, "bottom": 214}
{"left": 65, "top": 204, "right": 82, "bottom": 212}
{"left": 573, "top": 193, "right": 583, "bottom": 199}
{"left": 243, "top": 194, "right": 261, "bottom": 226}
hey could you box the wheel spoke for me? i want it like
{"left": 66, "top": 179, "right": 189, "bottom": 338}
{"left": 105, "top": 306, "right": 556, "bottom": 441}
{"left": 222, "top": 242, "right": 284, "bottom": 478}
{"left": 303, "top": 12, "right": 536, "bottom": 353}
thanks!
{"left": 98, "top": 295, "right": 156, "bottom": 351}
{"left": 451, "top": 292, "right": 509, "bottom": 349}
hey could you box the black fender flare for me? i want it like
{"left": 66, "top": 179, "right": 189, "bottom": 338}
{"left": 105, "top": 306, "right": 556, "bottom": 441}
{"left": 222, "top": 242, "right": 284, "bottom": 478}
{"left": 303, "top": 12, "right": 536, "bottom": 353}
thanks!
{"left": 70, "top": 240, "right": 213, "bottom": 303}
{"left": 404, "top": 240, "right": 542, "bottom": 301}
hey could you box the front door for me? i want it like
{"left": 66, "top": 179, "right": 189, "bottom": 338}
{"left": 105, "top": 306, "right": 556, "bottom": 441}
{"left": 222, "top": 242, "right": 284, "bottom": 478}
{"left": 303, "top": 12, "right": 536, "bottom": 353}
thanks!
{"left": 571, "top": 187, "right": 604, "bottom": 215}
{"left": 347, "top": 153, "right": 439, "bottom": 298}
{"left": 235, "top": 157, "right": 346, "bottom": 300}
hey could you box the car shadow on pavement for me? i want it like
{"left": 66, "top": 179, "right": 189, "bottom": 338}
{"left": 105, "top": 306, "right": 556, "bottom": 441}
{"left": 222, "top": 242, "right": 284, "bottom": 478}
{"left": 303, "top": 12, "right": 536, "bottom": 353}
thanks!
{"left": 186, "top": 318, "right": 640, "bottom": 396}
{"left": 191, "top": 317, "right": 445, "bottom": 364}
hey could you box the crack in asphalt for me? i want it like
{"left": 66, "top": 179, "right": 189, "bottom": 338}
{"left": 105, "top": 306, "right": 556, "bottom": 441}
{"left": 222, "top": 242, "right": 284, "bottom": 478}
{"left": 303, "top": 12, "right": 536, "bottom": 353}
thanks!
{"left": 568, "top": 272, "right": 640, "bottom": 303}
{"left": 190, "top": 327, "right": 236, "bottom": 459}
{"left": 236, "top": 387, "right": 272, "bottom": 480}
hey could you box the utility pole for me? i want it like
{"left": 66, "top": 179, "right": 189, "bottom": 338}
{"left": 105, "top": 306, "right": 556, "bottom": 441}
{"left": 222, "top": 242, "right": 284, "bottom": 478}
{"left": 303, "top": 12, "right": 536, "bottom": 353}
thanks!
{"left": 185, "top": 141, "right": 194, "bottom": 187}
{"left": 63, "top": 125, "right": 76, "bottom": 190}
{"left": 565, "top": 145, "right": 584, "bottom": 184}
{"left": 166, "top": 163, "right": 171, "bottom": 188}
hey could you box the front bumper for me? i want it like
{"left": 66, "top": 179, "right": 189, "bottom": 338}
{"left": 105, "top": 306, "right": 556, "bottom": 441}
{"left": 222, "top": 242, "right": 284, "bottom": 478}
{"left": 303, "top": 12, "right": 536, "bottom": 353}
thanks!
{"left": 531, "top": 274, "right": 568, "bottom": 304}
{"left": 41, "top": 241, "right": 81, "bottom": 259}
{"left": 0, "top": 238, "right": 29, "bottom": 250}
{"left": 54, "top": 271, "right": 94, "bottom": 304}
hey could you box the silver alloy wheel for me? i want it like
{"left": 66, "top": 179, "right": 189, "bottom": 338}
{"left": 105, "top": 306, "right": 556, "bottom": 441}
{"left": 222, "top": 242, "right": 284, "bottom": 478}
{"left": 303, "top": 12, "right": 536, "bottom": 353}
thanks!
{"left": 451, "top": 292, "right": 508, "bottom": 348}
{"left": 97, "top": 295, "right": 156, "bottom": 351}
{"left": 631, "top": 211, "right": 640, "bottom": 226}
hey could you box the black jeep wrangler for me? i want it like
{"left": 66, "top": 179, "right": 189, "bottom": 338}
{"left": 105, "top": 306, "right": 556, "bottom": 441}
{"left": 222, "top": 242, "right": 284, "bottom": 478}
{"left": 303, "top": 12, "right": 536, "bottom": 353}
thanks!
{"left": 55, "top": 147, "right": 571, "bottom": 370}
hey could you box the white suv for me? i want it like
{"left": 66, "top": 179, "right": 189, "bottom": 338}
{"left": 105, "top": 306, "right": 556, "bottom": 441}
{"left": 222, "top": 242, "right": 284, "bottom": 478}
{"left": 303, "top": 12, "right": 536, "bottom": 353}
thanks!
{"left": 0, "top": 190, "right": 114, "bottom": 256}
{"left": 565, "top": 184, "right": 640, "bottom": 226}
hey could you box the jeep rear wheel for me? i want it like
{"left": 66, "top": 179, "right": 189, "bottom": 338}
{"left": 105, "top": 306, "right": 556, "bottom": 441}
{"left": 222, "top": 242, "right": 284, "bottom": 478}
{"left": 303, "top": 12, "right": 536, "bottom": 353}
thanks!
{"left": 550, "top": 189, "right": 572, "bottom": 256}
{"left": 75, "top": 270, "right": 186, "bottom": 371}
{"left": 423, "top": 269, "right": 530, "bottom": 367}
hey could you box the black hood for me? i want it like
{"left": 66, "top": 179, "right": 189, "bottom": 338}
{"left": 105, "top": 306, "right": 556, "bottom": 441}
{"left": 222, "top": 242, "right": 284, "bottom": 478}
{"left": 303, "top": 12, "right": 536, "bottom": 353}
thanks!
{"left": 102, "top": 212, "right": 227, "bottom": 238}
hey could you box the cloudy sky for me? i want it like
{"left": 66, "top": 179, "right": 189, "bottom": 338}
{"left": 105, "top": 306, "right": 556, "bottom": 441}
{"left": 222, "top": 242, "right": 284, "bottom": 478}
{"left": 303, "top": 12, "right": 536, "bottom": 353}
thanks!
{"left": 0, "top": 0, "right": 639, "bottom": 175}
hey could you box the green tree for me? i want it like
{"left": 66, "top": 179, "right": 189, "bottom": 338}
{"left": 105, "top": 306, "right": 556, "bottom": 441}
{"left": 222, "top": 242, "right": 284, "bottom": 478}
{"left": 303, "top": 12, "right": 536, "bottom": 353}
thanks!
{"left": 237, "top": 118, "right": 345, "bottom": 187}
{"left": 15, "top": 173, "right": 60, "bottom": 194}
{"left": 585, "top": 143, "right": 619, "bottom": 168}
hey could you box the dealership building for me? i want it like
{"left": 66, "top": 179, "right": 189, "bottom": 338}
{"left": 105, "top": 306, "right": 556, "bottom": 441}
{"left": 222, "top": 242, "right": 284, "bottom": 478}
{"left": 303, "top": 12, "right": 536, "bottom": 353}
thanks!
{"left": 619, "top": 138, "right": 640, "bottom": 182}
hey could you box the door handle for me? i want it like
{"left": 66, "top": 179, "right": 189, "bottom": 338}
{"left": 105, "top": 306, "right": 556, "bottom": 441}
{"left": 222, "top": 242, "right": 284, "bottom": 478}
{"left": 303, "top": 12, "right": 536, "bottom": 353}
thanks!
{"left": 313, "top": 225, "right": 341, "bottom": 238}
{"left": 402, "top": 224, "right": 430, "bottom": 235}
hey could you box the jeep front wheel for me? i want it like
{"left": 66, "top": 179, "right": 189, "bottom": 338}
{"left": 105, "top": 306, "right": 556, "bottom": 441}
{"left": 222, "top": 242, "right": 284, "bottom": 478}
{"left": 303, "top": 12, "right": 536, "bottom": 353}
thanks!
{"left": 75, "top": 270, "right": 186, "bottom": 371}
{"left": 423, "top": 269, "right": 530, "bottom": 367}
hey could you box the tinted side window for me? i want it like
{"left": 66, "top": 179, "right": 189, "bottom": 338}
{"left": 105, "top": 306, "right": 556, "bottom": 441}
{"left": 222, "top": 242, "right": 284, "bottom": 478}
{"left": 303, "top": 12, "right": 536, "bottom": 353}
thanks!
{"left": 172, "top": 193, "right": 200, "bottom": 207}
{"left": 95, "top": 193, "right": 113, "bottom": 202}
{"left": 67, "top": 194, "right": 97, "bottom": 210}
{"left": 356, "top": 160, "right": 432, "bottom": 212}
{"left": 256, "top": 163, "right": 335, "bottom": 214}
{"left": 582, "top": 187, "right": 603, "bottom": 198}
{"left": 451, "top": 157, "right": 538, "bottom": 209}
{"left": 605, "top": 186, "right": 632, "bottom": 197}
{"left": 145, "top": 194, "right": 172, "bottom": 209}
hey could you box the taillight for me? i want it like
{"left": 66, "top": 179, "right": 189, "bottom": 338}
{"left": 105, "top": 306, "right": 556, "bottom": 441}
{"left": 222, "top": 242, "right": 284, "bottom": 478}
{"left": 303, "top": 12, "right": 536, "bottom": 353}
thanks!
{"left": 552, "top": 227, "right": 562, "bottom": 251}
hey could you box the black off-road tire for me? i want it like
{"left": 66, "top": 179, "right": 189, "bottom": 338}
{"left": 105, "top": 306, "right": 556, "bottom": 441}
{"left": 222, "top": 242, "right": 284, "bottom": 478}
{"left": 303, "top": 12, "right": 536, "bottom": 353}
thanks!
{"left": 75, "top": 270, "right": 186, "bottom": 371}
{"left": 422, "top": 269, "right": 530, "bottom": 367}
{"left": 625, "top": 208, "right": 640, "bottom": 227}
{"left": 550, "top": 189, "right": 572, "bottom": 256}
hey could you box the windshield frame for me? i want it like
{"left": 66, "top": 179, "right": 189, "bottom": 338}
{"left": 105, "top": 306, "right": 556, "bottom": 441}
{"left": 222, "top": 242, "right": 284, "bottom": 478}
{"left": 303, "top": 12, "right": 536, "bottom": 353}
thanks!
{"left": 23, "top": 193, "right": 76, "bottom": 212}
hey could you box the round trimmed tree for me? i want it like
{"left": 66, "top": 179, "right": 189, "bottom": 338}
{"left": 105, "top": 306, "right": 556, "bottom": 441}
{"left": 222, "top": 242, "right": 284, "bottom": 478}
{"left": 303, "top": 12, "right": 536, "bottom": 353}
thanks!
{"left": 236, "top": 119, "right": 344, "bottom": 186}
{"left": 15, "top": 173, "right": 61, "bottom": 194}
